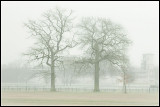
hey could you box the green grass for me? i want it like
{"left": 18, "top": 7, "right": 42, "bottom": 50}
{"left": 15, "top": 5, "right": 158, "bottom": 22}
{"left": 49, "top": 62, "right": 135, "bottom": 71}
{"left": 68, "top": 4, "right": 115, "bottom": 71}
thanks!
{"left": 1, "top": 91, "right": 159, "bottom": 106}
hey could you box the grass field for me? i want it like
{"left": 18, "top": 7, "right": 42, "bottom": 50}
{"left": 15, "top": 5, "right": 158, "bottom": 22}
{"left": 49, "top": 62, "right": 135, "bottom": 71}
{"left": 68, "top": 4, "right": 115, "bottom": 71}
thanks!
{"left": 1, "top": 91, "right": 159, "bottom": 106}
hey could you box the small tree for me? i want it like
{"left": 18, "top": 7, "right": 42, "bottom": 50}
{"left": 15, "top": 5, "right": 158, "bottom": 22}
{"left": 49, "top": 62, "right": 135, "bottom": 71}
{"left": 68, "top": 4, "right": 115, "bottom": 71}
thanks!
{"left": 77, "top": 17, "right": 131, "bottom": 92}
{"left": 24, "top": 7, "right": 76, "bottom": 91}
{"left": 120, "top": 64, "right": 129, "bottom": 94}
{"left": 120, "top": 70, "right": 135, "bottom": 94}
{"left": 116, "top": 55, "right": 134, "bottom": 94}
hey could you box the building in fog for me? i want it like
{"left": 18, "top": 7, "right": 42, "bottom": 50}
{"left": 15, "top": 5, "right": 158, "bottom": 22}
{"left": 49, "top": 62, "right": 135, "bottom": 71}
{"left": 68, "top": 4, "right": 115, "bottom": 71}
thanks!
{"left": 133, "top": 53, "right": 159, "bottom": 87}
{"left": 141, "top": 53, "right": 154, "bottom": 70}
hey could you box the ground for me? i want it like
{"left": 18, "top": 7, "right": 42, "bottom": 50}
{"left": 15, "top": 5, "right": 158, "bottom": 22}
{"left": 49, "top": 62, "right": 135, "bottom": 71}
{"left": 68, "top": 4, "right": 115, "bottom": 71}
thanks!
{"left": 1, "top": 91, "right": 159, "bottom": 106}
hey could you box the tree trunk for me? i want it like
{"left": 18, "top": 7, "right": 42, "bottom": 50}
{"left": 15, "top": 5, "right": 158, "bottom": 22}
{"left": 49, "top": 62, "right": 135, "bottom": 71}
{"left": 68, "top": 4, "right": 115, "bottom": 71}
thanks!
{"left": 94, "top": 43, "right": 100, "bottom": 92}
{"left": 123, "top": 72, "right": 127, "bottom": 94}
{"left": 50, "top": 52, "right": 56, "bottom": 91}
{"left": 123, "top": 82, "right": 127, "bottom": 94}
{"left": 94, "top": 61, "right": 100, "bottom": 92}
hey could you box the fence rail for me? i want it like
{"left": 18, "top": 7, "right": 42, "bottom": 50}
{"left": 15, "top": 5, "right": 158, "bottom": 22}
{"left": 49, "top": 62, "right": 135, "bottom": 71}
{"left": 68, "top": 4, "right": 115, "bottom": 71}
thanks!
{"left": 1, "top": 84, "right": 159, "bottom": 93}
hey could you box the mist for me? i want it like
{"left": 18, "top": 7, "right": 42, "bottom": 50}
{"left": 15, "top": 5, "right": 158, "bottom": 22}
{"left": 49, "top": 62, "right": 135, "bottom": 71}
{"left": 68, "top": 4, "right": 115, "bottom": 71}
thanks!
{"left": 1, "top": 1, "right": 159, "bottom": 106}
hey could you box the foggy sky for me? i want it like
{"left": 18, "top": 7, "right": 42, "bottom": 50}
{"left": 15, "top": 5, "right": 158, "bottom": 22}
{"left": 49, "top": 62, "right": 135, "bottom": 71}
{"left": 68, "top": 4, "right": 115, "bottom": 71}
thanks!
{"left": 1, "top": 1, "right": 159, "bottom": 67}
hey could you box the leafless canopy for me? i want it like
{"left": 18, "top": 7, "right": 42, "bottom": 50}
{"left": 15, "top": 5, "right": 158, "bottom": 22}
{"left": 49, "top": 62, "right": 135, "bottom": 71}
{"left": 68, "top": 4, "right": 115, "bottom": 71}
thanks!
{"left": 77, "top": 17, "right": 131, "bottom": 67}
{"left": 24, "top": 7, "right": 76, "bottom": 67}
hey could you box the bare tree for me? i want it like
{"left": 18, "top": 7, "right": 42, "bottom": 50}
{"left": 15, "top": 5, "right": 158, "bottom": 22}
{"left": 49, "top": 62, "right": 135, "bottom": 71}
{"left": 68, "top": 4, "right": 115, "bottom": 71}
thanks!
{"left": 77, "top": 17, "right": 131, "bottom": 92}
{"left": 24, "top": 7, "right": 76, "bottom": 91}
{"left": 120, "top": 70, "right": 135, "bottom": 94}
{"left": 118, "top": 57, "right": 129, "bottom": 94}
{"left": 117, "top": 56, "right": 135, "bottom": 94}
{"left": 58, "top": 57, "right": 77, "bottom": 86}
